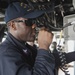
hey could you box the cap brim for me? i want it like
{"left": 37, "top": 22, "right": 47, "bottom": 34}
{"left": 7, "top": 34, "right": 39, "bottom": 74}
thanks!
{"left": 23, "top": 10, "right": 45, "bottom": 19}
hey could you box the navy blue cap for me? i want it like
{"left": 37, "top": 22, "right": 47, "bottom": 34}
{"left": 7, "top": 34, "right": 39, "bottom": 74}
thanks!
{"left": 4, "top": 2, "right": 44, "bottom": 23}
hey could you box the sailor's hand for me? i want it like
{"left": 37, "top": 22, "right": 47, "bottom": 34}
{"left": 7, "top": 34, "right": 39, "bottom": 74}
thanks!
{"left": 38, "top": 27, "right": 53, "bottom": 50}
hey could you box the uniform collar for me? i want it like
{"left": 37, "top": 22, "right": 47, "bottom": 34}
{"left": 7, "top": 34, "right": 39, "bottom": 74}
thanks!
{"left": 6, "top": 32, "right": 27, "bottom": 49}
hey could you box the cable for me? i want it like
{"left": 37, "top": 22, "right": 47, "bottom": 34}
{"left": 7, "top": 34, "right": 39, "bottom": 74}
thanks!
{"left": 57, "top": 29, "right": 70, "bottom": 75}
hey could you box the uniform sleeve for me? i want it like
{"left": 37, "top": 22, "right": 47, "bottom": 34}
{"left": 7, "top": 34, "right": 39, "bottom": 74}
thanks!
{"left": 33, "top": 49, "right": 55, "bottom": 75}
{"left": 65, "top": 51, "right": 75, "bottom": 63}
